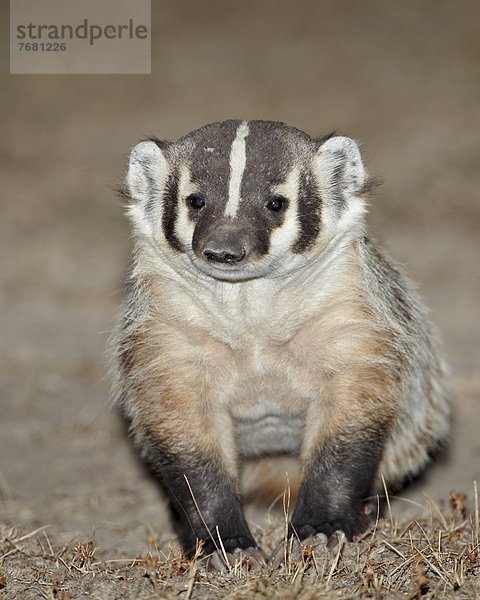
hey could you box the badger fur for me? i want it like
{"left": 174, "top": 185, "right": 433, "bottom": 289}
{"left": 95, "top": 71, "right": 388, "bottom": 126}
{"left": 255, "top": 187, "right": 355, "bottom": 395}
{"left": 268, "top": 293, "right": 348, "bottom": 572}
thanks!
{"left": 112, "top": 120, "right": 450, "bottom": 563}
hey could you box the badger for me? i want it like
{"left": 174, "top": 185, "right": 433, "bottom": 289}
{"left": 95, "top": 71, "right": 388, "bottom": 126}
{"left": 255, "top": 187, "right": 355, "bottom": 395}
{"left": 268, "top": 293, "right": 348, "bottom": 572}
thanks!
{"left": 112, "top": 119, "right": 450, "bottom": 567}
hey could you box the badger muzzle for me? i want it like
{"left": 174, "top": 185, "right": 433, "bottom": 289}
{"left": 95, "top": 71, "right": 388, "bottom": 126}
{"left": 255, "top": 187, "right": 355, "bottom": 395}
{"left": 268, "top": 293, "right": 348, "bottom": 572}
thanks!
{"left": 193, "top": 222, "right": 256, "bottom": 267}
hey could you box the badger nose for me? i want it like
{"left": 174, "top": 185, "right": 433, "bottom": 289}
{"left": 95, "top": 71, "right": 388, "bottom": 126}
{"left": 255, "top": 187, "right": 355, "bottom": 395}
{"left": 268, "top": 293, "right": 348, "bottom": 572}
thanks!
{"left": 199, "top": 226, "right": 250, "bottom": 266}
{"left": 203, "top": 243, "right": 246, "bottom": 264}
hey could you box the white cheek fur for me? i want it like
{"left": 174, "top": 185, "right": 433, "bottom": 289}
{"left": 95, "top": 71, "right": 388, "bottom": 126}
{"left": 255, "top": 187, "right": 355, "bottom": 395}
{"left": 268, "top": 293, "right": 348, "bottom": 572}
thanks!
{"left": 173, "top": 164, "right": 198, "bottom": 249}
{"left": 269, "top": 165, "right": 300, "bottom": 257}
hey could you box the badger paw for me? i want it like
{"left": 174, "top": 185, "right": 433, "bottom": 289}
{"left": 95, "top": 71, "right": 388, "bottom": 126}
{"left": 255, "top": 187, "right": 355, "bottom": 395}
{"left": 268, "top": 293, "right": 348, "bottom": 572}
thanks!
{"left": 204, "top": 546, "right": 265, "bottom": 573}
{"left": 270, "top": 530, "right": 346, "bottom": 569}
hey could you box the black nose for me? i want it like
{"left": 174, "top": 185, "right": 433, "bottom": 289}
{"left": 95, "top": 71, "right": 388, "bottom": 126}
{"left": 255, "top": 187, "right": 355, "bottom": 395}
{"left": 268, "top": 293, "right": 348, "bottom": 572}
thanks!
{"left": 203, "top": 244, "right": 246, "bottom": 264}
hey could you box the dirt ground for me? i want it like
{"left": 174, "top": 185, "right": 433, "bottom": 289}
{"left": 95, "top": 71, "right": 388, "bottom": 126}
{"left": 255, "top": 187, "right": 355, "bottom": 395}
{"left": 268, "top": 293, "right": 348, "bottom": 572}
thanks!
{"left": 1, "top": 1, "right": 479, "bottom": 598}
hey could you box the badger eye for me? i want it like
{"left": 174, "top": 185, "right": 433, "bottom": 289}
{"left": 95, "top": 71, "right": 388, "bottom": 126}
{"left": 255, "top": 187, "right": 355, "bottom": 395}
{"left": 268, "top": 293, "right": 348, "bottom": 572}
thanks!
{"left": 266, "top": 196, "right": 287, "bottom": 212}
{"left": 186, "top": 194, "right": 205, "bottom": 210}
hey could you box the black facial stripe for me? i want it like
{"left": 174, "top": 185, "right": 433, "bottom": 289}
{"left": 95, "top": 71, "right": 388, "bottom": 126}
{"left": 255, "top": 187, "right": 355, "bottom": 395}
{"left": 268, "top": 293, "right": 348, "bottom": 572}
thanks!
{"left": 292, "top": 170, "right": 322, "bottom": 253}
{"left": 253, "top": 217, "right": 272, "bottom": 256}
{"left": 162, "top": 170, "right": 184, "bottom": 252}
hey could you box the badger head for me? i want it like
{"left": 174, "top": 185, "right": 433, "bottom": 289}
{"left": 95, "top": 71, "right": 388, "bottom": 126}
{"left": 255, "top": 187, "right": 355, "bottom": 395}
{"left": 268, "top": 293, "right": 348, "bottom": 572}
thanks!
{"left": 126, "top": 120, "right": 369, "bottom": 282}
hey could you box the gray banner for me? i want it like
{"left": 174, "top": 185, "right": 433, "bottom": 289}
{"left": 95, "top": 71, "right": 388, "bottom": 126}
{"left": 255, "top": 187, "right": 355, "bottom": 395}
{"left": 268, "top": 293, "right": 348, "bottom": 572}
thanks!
{"left": 10, "top": 0, "right": 151, "bottom": 74}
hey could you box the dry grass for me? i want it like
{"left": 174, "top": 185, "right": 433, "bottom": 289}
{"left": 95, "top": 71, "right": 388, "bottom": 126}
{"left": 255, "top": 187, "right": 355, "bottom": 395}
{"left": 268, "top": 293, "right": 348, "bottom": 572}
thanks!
{"left": 1, "top": 485, "right": 478, "bottom": 599}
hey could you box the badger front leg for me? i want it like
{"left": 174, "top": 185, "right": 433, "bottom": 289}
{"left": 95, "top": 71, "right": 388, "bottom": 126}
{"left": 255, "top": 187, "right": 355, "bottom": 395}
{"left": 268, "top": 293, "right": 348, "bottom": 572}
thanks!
{"left": 140, "top": 428, "right": 256, "bottom": 558}
{"left": 118, "top": 323, "right": 259, "bottom": 560}
{"left": 290, "top": 426, "right": 387, "bottom": 542}
{"left": 289, "top": 380, "right": 394, "bottom": 544}
{"left": 129, "top": 391, "right": 257, "bottom": 559}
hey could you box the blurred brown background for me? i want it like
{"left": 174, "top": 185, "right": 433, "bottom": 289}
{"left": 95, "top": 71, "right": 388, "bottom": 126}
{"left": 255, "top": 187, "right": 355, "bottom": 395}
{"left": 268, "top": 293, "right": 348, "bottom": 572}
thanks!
{"left": 1, "top": 0, "right": 479, "bottom": 556}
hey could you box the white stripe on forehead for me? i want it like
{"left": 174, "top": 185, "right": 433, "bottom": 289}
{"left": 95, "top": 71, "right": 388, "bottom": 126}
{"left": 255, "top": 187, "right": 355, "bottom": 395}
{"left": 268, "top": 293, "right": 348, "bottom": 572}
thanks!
{"left": 224, "top": 121, "right": 250, "bottom": 218}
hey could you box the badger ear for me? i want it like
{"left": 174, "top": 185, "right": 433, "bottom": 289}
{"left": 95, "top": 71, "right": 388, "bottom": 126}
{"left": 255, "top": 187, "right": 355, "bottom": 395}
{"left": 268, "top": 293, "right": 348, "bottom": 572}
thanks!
{"left": 126, "top": 139, "right": 171, "bottom": 204}
{"left": 313, "top": 135, "right": 367, "bottom": 202}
